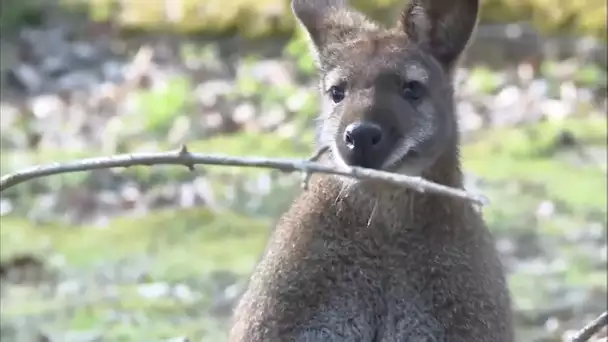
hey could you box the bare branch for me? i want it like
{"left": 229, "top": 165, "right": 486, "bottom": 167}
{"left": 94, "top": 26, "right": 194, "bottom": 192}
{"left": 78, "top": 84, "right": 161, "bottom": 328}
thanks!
{"left": 0, "top": 146, "right": 489, "bottom": 205}
{"left": 571, "top": 311, "right": 608, "bottom": 342}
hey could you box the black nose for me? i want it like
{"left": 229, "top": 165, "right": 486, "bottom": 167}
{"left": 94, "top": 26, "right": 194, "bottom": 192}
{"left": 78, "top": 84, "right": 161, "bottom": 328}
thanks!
{"left": 341, "top": 122, "right": 386, "bottom": 168}
{"left": 343, "top": 122, "right": 383, "bottom": 151}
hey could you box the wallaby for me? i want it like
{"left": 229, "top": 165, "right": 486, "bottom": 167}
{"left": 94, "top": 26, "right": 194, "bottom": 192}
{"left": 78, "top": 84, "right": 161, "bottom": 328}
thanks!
{"left": 229, "top": 0, "right": 514, "bottom": 341}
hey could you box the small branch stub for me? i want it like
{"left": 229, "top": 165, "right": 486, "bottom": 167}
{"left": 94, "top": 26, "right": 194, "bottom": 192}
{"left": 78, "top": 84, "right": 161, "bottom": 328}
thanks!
{"left": 301, "top": 145, "right": 329, "bottom": 190}
{"left": 178, "top": 144, "right": 195, "bottom": 171}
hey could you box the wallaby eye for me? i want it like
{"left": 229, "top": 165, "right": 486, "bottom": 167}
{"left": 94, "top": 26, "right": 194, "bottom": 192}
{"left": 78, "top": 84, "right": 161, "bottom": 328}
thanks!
{"left": 329, "top": 84, "right": 346, "bottom": 103}
{"left": 402, "top": 80, "right": 425, "bottom": 102}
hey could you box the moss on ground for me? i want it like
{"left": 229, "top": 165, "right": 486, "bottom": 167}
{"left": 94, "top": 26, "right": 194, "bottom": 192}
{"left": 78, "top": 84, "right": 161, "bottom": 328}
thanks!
{"left": 1, "top": 206, "right": 269, "bottom": 340}
{"left": 3, "top": 0, "right": 604, "bottom": 38}
{"left": 1, "top": 207, "right": 270, "bottom": 276}
{"left": 464, "top": 115, "right": 607, "bottom": 159}
{"left": 88, "top": 0, "right": 605, "bottom": 38}
{"left": 462, "top": 115, "right": 607, "bottom": 216}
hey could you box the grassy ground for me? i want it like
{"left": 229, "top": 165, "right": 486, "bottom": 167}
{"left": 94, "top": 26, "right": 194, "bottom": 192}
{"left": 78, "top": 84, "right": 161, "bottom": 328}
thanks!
{"left": 1, "top": 113, "right": 606, "bottom": 341}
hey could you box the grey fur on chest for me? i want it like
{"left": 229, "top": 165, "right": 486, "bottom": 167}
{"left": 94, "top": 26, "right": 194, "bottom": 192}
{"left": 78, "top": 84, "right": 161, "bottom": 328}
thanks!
{"left": 290, "top": 284, "right": 446, "bottom": 342}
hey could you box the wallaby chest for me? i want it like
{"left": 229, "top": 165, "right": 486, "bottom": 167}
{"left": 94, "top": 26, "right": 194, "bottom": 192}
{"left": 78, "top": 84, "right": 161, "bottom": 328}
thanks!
{"left": 233, "top": 177, "right": 506, "bottom": 341}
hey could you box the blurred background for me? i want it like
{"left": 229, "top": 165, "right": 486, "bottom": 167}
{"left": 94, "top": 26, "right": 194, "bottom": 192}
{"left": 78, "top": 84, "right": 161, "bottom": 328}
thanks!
{"left": 0, "top": 0, "right": 606, "bottom": 341}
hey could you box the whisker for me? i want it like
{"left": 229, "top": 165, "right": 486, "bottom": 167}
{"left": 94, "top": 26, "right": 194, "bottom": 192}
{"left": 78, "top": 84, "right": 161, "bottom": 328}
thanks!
{"left": 367, "top": 199, "right": 378, "bottom": 227}
{"left": 334, "top": 182, "right": 348, "bottom": 204}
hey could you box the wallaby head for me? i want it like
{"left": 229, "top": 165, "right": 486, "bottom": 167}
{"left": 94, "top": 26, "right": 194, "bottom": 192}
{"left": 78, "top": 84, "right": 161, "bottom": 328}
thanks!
{"left": 293, "top": 0, "right": 478, "bottom": 180}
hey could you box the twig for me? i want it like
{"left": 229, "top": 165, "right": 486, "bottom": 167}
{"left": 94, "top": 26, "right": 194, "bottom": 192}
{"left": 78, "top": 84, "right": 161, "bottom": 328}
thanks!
{"left": 301, "top": 145, "right": 329, "bottom": 190}
{"left": 571, "top": 311, "right": 608, "bottom": 342}
{"left": 0, "top": 145, "right": 488, "bottom": 205}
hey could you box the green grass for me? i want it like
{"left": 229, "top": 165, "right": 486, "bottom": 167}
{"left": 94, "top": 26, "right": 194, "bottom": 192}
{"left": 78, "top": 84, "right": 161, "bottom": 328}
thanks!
{"left": 0, "top": 111, "right": 605, "bottom": 341}
{"left": 463, "top": 115, "right": 607, "bottom": 216}
{"left": 1, "top": 207, "right": 270, "bottom": 276}
{"left": 0, "top": 207, "right": 270, "bottom": 340}
{"left": 464, "top": 115, "right": 608, "bottom": 159}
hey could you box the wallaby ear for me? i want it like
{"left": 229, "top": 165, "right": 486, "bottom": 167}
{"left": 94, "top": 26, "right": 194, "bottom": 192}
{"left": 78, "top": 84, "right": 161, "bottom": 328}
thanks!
{"left": 292, "top": 0, "right": 377, "bottom": 65}
{"left": 400, "top": 0, "right": 479, "bottom": 69}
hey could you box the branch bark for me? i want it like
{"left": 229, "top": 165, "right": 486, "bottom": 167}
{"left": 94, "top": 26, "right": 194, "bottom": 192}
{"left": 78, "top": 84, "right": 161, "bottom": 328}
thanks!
{"left": 0, "top": 145, "right": 488, "bottom": 205}
{"left": 572, "top": 311, "right": 608, "bottom": 342}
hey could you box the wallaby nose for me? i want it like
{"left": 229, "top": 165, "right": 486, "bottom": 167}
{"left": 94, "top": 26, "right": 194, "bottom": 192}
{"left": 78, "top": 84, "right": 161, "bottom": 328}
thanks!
{"left": 343, "top": 122, "right": 383, "bottom": 151}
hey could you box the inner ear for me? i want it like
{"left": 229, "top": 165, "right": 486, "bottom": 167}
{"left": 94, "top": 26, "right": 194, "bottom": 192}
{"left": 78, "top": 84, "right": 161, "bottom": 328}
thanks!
{"left": 400, "top": 0, "right": 479, "bottom": 69}
{"left": 292, "top": 0, "right": 378, "bottom": 64}
{"left": 291, "top": 0, "right": 349, "bottom": 48}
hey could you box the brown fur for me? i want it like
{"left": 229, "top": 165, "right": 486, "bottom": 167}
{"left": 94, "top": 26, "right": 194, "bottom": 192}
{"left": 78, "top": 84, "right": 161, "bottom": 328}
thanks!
{"left": 229, "top": 0, "right": 514, "bottom": 341}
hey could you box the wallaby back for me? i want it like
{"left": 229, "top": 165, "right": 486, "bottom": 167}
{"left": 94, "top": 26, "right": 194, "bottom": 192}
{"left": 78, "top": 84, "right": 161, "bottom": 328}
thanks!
{"left": 229, "top": 0, "right": 514, "bottom": 341}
